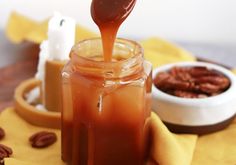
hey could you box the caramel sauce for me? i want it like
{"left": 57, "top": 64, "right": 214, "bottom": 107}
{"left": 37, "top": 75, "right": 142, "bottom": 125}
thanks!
{"left": 62, "top": 71, "right": 151, "bottom": 165}
{"left": 61, "top": 1, "right": 152, "bottom": 165}
{"left": 91, "top": 0, "right": 137, "bottom": 62}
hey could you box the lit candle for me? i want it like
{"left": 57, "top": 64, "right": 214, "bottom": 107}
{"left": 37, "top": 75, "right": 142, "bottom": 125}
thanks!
{"left": 48, "top": 12, "right": 76, "bottom": 61}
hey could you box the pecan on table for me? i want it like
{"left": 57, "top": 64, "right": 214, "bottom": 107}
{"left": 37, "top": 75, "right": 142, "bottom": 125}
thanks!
{"left": 0, "top": 144, "right": 13, "bottom": 165}
{"left": 29, "top": 131, "right": 57, "bottom": 148}
{"left": 0, "top": 128, "right": 5, "bottom": 140}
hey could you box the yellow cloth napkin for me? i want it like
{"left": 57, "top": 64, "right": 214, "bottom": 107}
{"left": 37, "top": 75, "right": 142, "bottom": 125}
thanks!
{"left": 3, "top": 103, "right": 236, "bottom": 165}
{"left": 191, "top": 118, "right": 236, "bottom": 165}
{"left": 141, "top": 38, "right": 196, "bottom": 68}
{"left": 6, "top": 12, "right": 98, "bottom": 44}
{"left": 1, "top": 108, "right": 197, "bottom": 165}
{"left": 0, "top": 108, "right": 65, "bottom": 165}
{"left": 232, "top": 69, "right": 236, "bottom": 74}
{"left": 150, "top": 113, "right": 197, "bottom": 165}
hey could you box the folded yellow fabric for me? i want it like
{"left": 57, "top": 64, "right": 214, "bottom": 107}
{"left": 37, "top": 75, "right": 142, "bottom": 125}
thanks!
{"left": 150, "top": 113, "right": 197, "bottom": 165}
{"left": 141, "top": 38, "right": 196, "bottom": 68}
{"left": 0, "top": 108, "right": 65, "bottom": 165}
{"left": 232, "top": 69, "right": 236, "bottom": 74}
{"left": 191, "top": 119, "right": 236, "bottom": 165}
{"left": 6, "top": 12, "right": 39, "bottom": 44}
{"left": 5, "top": 158, "right": 38, "bottom": 165}
{"left": 6, "top": 12, "right": 97, "bottom": 44}
{"left": 2, "top": 100, "right": 236, "bottom": 165}
{"left": 1, "top": 108, "right": 196, "bottom": 165}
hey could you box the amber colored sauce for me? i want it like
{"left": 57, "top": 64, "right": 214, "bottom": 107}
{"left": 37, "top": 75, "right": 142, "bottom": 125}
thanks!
{"left": 91, "top": 0, "right": 137, "bottom": 62}
{"left": 62, "top": 70, "right": 151, "bottom": 165}
{"left": 61, "top": 1, "right": 152, "bottom": 165}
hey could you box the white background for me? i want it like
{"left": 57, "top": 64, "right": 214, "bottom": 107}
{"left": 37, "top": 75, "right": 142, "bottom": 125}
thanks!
{"left": 0, "top": 0, "right": 236, "bottom": 45}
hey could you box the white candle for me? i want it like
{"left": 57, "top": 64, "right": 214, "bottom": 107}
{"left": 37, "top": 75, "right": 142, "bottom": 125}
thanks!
{"left": 48, "top": 12, "right": 76, "bottom": 61}
{"left": 33, "top": 13, "right": 76, "bottom": 107}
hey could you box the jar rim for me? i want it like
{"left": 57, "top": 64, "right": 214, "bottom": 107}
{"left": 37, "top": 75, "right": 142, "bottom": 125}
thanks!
{"left": 70, "top": 37, "right": 143, "bottom": 65}
{"left": 68, "top": 37, "right": 144, "bottom": 79}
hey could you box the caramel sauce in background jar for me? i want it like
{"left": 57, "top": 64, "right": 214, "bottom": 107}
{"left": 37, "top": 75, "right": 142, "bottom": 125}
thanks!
{"left": 62, "top": 0, "right": 152, "bottom": 164}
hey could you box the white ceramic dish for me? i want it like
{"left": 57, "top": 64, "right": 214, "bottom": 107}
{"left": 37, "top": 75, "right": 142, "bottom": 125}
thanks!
{"left": 152, "top": 62, "right": 236, "bottom": 134}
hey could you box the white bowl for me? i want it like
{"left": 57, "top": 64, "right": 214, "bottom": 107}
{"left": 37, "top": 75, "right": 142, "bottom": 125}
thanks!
{"left": 152, "top": 62, "right": 236, "bottom": 134}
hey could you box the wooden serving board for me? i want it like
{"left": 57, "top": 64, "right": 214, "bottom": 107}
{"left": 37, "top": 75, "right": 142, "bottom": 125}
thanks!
{"left": 0, "top": 35, "right": 39, "bottom": 111}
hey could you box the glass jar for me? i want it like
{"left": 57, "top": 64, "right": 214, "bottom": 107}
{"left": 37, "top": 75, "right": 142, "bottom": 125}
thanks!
{"left": 61, "top": 38, "right": 152, "bottom": 165}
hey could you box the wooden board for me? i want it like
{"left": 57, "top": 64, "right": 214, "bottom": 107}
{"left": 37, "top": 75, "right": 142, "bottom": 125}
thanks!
{"left": 0, "top": 32, "right": 39, "bottom": 110}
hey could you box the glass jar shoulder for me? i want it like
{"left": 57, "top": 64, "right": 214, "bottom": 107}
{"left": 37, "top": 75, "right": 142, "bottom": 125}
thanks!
{"left": 115, "top": 60, "right": 152, "bottom": 90}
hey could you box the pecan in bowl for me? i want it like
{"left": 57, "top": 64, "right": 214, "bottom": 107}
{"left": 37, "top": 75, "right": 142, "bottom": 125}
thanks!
{"left": 153, "top": 66, "right": 231, "bottom": 98}
{"left": 152, "top": 62, "right": 236, "bottom": 134}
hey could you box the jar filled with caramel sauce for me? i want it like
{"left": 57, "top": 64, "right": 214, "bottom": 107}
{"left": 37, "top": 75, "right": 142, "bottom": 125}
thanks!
{"left": 61, "top": 38, "right": 152, "bottom": 165}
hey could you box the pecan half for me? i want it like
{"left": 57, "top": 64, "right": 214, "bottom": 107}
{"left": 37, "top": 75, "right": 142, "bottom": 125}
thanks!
{"left": 173, "top": 90, "right": 208, "bottom": 99}
{"left": 29, "top": 131, "right": 57, "bottom": 148}
{"left": 194, "top": 76, "right": 230, "bottom": 89}
{"left": 0, "top": 128, "right": 5, "bottom": 140}
{"left": 0, "top": 144, "right": 13, "bottom": 165}
{"left": 189, "top": 66, "right": 220, "bottom": 77}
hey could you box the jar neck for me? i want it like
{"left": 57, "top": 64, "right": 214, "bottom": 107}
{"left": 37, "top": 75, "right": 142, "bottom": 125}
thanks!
{"left": 69, "top": 38, "right": 144, "bottom": 79}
